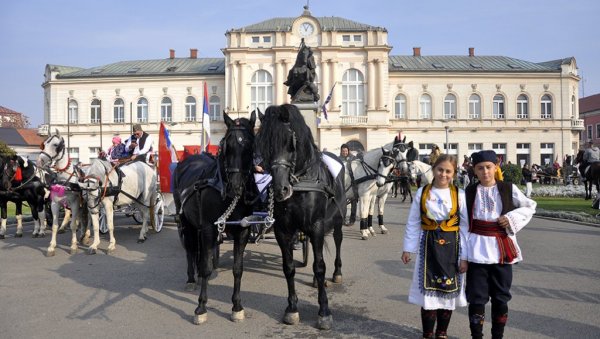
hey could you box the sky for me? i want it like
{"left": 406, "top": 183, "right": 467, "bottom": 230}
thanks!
{"left": 1, "top": 0, "right": 599, "bottom": 127}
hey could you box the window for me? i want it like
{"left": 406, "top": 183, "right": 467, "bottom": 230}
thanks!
{"left": 493, "top": 94, "right": 505, "bottom": 119}
{"left": 517, "top": 94, "right": 529, "bottom": 119}
{"left": 342, "top": 69, "right": 365, "bottom": 116}
{"left": 588, "top": 125, "right": 593, "bottom": 140}
{"left": 541, "top": 94, "right": 552, "bottom": 119}
{"left": 353, "top": 35, "right": 362, "bottom": 41}
{"left": 342, "top": 35, "right": 351, "bottom": 42}
{"left": 468, "top": 94, "right": 481, "bottom": 119}
{"left": 137, "top": 98, "right": 148, "bottom": 122}
{"left": 252, "top": 36, "right": 259, "bottom": 43}
{"left": 571, "top": 95, "right": 576, "bottom": 117}
{"left": 68, "top": 147, "right": 79, "bottom": 165}
{"left": 89, "top": 147, "right": 101, "bottom": 160}
{"left": 68, "top": 100, "right": 78, "bottom": 124}
{"left": 394, "top": 94, "right": 406, "bottom": 119}
{"left": 209, "top": 95, "right": 221, "bottom": 121}
{"left": 90, "top": 99, "right": 101, "bottom": 123}
{"left": 419, "top": 94, "right": 432, "bottom": 119}
{"left": 250, "top": 70, "right": 273, "bottom": 113}
{"left": 263, "top": 36, "right": 271, "bottom": 43}
{"left": 468, "top": 143, "right": 483, "bottom": 152}
{"left": 597, "top": 124, "right": 600, "bottom": 140}
{"left": 185, "top": 96, "right": 196, "bottom": 122}
{"left": 443, "top": 143, "right": 458, "bottom": 155}
{"left": 492, "top": 143, "right": 507, "bottom": 150}
{"left": 517, "top": 143, "right": 530, "bottom": 149}
{"left": 161, "top": 97, "right": 172, "bottom": 122}
{"left": 443, "top": 94, "right": 456, "bottom": 119}
{"left": 418, "top": 143, "right": 435, "bottom": 162}
{"left": 113, "top": 98, "right": 124, "bottom": 123}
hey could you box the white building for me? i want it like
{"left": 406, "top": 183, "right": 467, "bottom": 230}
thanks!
{"left": 41, "top": 6, "right": 582, "bottom": 166}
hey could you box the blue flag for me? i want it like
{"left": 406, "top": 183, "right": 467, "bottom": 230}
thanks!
{"left": 321, "top": 83, "right": 336, "bottom": 121}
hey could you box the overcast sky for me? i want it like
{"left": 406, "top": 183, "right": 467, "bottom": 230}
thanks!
{"left": 1, "top": 0, "right": 598, "bottom": 127}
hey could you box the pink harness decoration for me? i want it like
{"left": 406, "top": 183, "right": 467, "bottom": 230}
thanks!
{"left": 50, "top": 184, "right": 69, "bottom": 208}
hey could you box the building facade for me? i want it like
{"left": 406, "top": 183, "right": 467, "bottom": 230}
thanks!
{"left": 41, "top": 6, "right": 583, "bottom": 166}
{"left": 579, "top": 93, "right": 600, "bottom": 145}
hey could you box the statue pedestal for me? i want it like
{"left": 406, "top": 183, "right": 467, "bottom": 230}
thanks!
{"left": 293, "top": 102, "right": 320, "bottom": 147}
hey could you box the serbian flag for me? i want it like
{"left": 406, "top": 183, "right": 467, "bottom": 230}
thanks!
{"left": 321, "top": 82, "right": 336, "bottom": 121}
{"left": 202, "top": 82, "right": 211, "bottom": 150}
{"left": 158, "top": 122, "right": 178, "bottom": 192}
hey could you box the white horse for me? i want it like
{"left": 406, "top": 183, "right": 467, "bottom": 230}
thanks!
{"left": 78, "top": 158, "right": 156, "bottom": 254}
{"left": 345, "top": 136, "right": 413, "bottom": 240}
{"left": 38, "top": 130, "right": 85, "bottom": 256}
{"left": 409, "top": 160, "right": 434, "bottom": 187}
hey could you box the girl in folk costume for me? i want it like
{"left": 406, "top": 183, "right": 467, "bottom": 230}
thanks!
{"left": 465, "top": 150, "right": 536, "bottom": 339}
{"left": 402, "top": 154, "right": 469, "bottom": 339}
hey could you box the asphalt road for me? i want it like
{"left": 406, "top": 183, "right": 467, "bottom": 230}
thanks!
{"left": 0, "top": 199, "right": 599, "bottom": 339}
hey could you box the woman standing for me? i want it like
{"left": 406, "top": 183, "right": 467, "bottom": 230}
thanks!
{"left": 402, "top": 154, "right": 469, "bottom": 339}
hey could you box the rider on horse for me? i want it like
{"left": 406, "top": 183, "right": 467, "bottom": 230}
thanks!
{"left": 580, "top": 141, "right": 600, "bottom": 181}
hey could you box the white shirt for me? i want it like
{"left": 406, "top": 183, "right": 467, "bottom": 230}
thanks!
{"left": 125, "top": 133, "right": 154, "bottom": 156}
{"left": 467, "top": 183, "right": 537, "bottom": 264}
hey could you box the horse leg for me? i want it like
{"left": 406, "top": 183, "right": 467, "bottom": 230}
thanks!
{"left": 0, "top": 202, "right": 7, "bottom": 239}
{"left": 105, "top": 202, "right": 116, "bottom": 253}
{"left": 332, "top": 214, "right": 343, "bottom": 284}
{"left": 46, "top": 200, "right": 61, "bottom": 256}
{"left": 275, "top": 227, "right": 300, "bottom": 325}
{"left": 68, "top": 202, "right": 80, "bottom": 255}
{"left": 193, "top": 226, "right": 215, "bottom": 325}
{"left": 367, "top": 196, "right": 376, "bottom": 237}
{"left": 309, "top": 222, "right": 333, "bottom": 330}
{"left": 230, "top": 226, "right": 251, "bottom": 322}
{"left": 377, "top": 195, "right": 388, "bottom": 234}
{"left": 359, "top": 196, "right": 370, "bottom": 240}
{"left": 88, "top": 207, "right": 102, "bottom": 255}
{"left": 15, "top": 201, "right": 24, "bottom": 237}
{"left": 57, "top": 208, "right": 72, "bottom": 234}
{"left": 183, "top": 220, "right": 198, "bottom": 291}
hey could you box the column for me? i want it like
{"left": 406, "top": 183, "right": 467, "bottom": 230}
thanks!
{"left": 280, "top": 59, "right": 289, "bottom": 103}
{"left": 276, "top": 60, "right": 283, "bottom": 104}
{"left": 320, "top": 59, "right": 329, "bottom": 103}
{"left": 237, "top": 61, "right": 244, "bottom": 113}
{"left": 377, "top": 60, "right": 385, "bottom": 110}
{"left": 329, "top": 60, "right": 338, "bottom": 109}
{"left": 367, "top": 60, "right": 375, "bottom": 110}
{"left": 229, "top": 61, "right": 238, "bottom": 111}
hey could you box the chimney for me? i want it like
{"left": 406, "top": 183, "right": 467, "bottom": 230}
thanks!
{"left": 469, "top": 47, "right": 475, "bottom": 57}
{"left": 413, "top": 47, "right": 421, "bottom": 57}
{"left": 190, "top": 48, "right": 198, "bottom": 59}
{"left": 169, "top": 49, "right": 175, "bottom": 59}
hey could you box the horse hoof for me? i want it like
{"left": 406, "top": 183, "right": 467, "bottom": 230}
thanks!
{"left": 15, "top": 233, "right": 23, "bottom": 238}
{"left": 317, "top": 315, "right": 333, "bottom": 330}
{"left": 0, "top": 234, "right": 4, "bottom": 239}
{"left": 70, "top": 248, "right": 78, "bottom": 255}
{"left": 32, "top": 233, "right": 38, "bottom": 238}
{"left": 380, "top": 225, "right": 389, "bottom": 234}
{"left": 107, "top": 248, "right": 115, "bottom": 255}
{"left": 40, "top": 233, "right": 46, "bottom": 238}
{"left": 368, "top": 227, "right": 377, "bottom": 236}
{"left": 82, "top": 239, "right": 91, "bottom": 246}
{"left": 184, "top": 283, "right": 196, "bottom": 292}
{"left": 193, "top": 313, "right": 208, "bottom": 325}
{"left": 332, "top": 275, "right": 343, "bottom": 284}
{"left": 137, "top": 238, "right": 145, "bottom": 244}
{"left": 88, "top": 248, "right": 97, "bottom": 255}
{"left": 57, "top": 229, "right": 66, "bottom": 234}
{"left": 46, "top": 250, "right": 55, "bottom": 257}
{"left": 283, "top": 312, "right": 300, "bottom": 325}
{"left": 231, "top": 309, "right": 245, "bottom": 322}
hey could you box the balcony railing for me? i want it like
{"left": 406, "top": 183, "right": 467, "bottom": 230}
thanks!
{"left": 37, "top": 124, "right": 49, "bottom": 136}
{"left": 571, "top": 118, "right": 584, "bottom": 130}
{"left": 340, "top": 115, "right": 368, "bottom": 125}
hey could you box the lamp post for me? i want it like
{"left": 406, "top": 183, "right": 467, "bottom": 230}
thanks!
{"left": 444, "top": 125, "right": 449, "bottom": 154}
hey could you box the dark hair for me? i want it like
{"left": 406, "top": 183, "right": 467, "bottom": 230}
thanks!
{"left": 341, "top": 143, "right": 349, "bottom": 150}
{"left": 432, "top": 154, "right": 458, "bottom": 178}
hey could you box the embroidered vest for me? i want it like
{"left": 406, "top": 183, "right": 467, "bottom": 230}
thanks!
{"left": 420, "top": 184, "right": 460, "bottom": 231}
{"left": 466, "top": 181, "right": 515, "bottom": 228}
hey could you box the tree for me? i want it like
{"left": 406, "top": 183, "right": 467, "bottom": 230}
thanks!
{"left": 0, "top": 140, "right": 16, "bottom": 157}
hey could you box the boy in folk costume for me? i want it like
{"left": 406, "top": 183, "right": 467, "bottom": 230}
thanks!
{"left": 465, "top": 150, "right": 536, "bottom": 339}
{"left": 402, "top": 155, "right": 469, "bottom": 339}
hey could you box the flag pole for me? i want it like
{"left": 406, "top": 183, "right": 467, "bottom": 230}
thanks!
{"left": 200, "top": 86, "right": 205, "bottom": 152}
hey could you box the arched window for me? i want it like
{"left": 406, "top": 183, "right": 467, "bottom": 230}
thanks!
{"left": 137, "top": 98, "right": 148, "bottom": 122}
{"left": 68, "top": 100, "right": 78, "bottom": 124}
{"left": 443, "top": 94, "right": 456, "bottom": 119}
{"left": 468, "top": 94, "right": 481, "bottom": 119}
{"left": 571, "top": 95, "right": 576, "bottom": 117}
{"left": 342, "top": 69, "right": 365, "bottom": 116}
{"left": 493, "top": 94, "right": 505, "bottom": 119}
{"left": 419, "top": 94, "right": 432, "bottom": 119}
{"left": 90, "top": 99, "right": 101, "bottom": 123}
{"left": 209, "top": 95, "right": 221, "bottom": 121}
{"left": 541, "top": 94, "right": 552, "bottom": 119}
{"left": 161, "top": 97, "right": 172, "bottom": 122}
{"left": 250, "top": 70, "right": 273, "bottom": 113}
{"left": 517, "top": 94, "right": 529, "bottom": 119}
{"left": 185, "top": 96, "right": 196, "bottom": 122}
{"left": 113, "top": 98, "right": 124, "bottom": 123}
{"left": 394, "top": 94, "right": 406, "bottom": 119}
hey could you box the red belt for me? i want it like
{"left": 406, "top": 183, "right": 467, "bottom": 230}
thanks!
{"left": 471, "top": 219, "right": 518, "bottom": 264}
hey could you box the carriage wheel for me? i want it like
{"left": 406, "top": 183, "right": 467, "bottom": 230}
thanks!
{"left": 131, "top": 209, "right": 143, "bottom": 225}
{"left": 152, "top": 193, "right": 165, "bottom": 233}
{"left": 99, "top": 206, "right": 108, "bottom": 234}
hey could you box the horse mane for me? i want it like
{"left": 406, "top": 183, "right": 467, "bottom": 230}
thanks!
{"left": 256, "top": 104, "right": 318, "bottom": 168}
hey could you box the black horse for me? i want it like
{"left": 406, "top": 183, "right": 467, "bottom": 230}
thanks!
{"left": 0, "top": 155, "right": 46, "bottom": 239}
{"left": 173, "top": 111, "right": 256, "bottom": 324}
{"left": 575, "top": 150, "right": 600, "bottom": 199}
{"left": 255, "top": 104, "right": 345, "bottom": 330}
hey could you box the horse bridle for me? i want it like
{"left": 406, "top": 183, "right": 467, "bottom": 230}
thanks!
{"left": 39, "top": 135, "right": 66, "bottom": 166}
{"left": 220, "top": 123, "right": 254, "bottom": 183}
{"left": 270, "top": 124, "right": 300, "bottom": 183}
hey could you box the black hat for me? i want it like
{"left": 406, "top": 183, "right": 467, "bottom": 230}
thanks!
{"left": 471, "top": 150, "right": 497, "bottom": 166}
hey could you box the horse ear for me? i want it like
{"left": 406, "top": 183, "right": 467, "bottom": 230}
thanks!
{"left": 402, "top": 136, "right": 406, "bottom": 143}
{"left": 249, "top": 110, "right": 257, "bottom": 129}
{"left": 223, "top": 112, "right": 234, "bottom": 128}
{"left": 55, "top": 128, "right": 60, "bottom": 136}
{"left": 257, "top": 107, "right": 265, "bottom": 122}
{"left": 394, "top": 135, "right": 399, "bottom": 144}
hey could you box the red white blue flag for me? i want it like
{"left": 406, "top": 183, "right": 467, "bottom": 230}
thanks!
{"left": 202, "top": 82, "right": 211, "bottom": 149}
{"left": 321, "top": 83, "right": 336, "bottom": 120}
{"left": 158, "top": 122, "right": 178, "bottom": 192}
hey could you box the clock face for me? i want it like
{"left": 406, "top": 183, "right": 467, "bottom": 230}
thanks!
{"left": 298, "top": 22, "right": 314, "bottom": 37}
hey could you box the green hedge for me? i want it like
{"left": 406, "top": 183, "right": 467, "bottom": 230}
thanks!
{"left": 501, "top": 164, "right": 523, "bottom": 184}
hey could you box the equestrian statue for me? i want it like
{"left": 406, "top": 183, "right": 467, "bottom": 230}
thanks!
{"left": 284, "top": 38, "right": 320, "bottom": 103}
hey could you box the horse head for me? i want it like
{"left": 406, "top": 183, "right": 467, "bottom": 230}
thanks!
{"left": 391, "top": 136, "right": 416, "bottom": 178}
{"left": 376, "top": 148, "right": 396, "bottom": 187}
{"left": 220, "top": 111, "right": 256, "bottom": 198}
{"left": 256, "top": 104, "right": 317, "bottom": 202}
{"left": 38, "top": 129, "right": 66, "bottom": 168}
{"left": 575, "top": 149, "right": 585, "bottom": 165}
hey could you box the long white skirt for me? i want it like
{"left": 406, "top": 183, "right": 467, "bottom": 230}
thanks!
{"left": 407, "top": 250, "right": 468, "bottom": 310}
